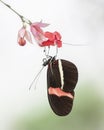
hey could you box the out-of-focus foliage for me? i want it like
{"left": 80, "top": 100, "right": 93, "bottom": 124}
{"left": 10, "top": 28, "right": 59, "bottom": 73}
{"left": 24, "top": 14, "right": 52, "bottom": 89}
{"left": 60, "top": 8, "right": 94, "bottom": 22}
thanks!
{"left": 12, "top": 83, "right": 104, "bottom": 130}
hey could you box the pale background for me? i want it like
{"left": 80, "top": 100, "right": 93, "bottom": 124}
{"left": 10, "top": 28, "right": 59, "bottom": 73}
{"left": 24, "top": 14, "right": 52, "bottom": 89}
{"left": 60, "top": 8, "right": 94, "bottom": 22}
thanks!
{"left": 0, "top": 0, "right": 104, "bottom": 130}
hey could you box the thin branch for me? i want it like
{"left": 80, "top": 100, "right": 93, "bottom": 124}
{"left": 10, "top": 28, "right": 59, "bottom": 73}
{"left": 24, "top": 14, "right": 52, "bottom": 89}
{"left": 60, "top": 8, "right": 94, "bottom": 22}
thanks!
{"left": 0, "top": 0, "right": 32, "bottom": 24}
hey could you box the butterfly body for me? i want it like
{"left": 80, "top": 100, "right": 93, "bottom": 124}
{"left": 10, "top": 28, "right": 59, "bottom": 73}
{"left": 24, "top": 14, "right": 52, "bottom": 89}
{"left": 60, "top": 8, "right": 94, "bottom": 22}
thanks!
{"left": 47, "top": 58, "right": 78, "bottom": 116}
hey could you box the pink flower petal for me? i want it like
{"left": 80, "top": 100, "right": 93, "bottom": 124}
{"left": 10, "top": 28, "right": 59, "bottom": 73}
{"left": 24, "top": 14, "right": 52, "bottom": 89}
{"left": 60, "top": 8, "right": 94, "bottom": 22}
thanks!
{"left": 30, "top": 25, "right": 44, "bottom": 38}
{"left": 25, "top": 30, "right": 33, "bottom": 43}
{"left": 18, "top": 27, "right": 26, "bottom": 38}
{"left": 32, "top": 20, "right": 49, "bottom": 28}
{"left": 30, "top": 21, "right": 49, "bottom": 40}
{"left": 30, "top": 23, "right": 48, "bottom": 46}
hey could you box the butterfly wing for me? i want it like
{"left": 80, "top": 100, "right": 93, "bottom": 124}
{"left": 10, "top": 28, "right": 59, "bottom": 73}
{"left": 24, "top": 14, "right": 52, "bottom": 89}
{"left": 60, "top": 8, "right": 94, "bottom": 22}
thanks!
{"left": 47, "top": 59, "right": 78, "bottom": 116}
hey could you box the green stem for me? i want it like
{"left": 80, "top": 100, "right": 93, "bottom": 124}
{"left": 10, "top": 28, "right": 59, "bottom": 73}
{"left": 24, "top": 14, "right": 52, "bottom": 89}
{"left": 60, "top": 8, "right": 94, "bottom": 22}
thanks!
{"left": 0, "top": 0, "right": 32, "bottom": 24}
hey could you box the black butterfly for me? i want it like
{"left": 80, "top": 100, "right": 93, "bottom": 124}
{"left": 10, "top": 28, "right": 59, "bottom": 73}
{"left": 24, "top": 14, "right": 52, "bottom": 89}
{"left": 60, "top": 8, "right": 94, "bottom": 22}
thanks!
{"left": 43, "top": 56, "right": 78, "bottom": 116}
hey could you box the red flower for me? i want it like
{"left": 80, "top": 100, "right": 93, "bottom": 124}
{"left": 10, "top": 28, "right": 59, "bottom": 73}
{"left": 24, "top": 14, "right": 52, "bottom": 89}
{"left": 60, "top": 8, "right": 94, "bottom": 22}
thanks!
{"left": 41, "top": 31, "right": 62, "bottom": 47}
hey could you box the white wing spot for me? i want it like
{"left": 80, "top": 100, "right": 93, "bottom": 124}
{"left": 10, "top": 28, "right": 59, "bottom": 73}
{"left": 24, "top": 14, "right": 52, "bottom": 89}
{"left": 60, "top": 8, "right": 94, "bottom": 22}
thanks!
{"left": 58, "top": 59, "right": 64, "bottom": 89}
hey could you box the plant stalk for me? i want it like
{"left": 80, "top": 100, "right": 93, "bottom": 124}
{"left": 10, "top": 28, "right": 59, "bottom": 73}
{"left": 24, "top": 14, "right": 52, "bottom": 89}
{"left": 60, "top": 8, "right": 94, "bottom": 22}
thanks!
{"left": 0, "top": 0, "right": 32, "bottom": 24}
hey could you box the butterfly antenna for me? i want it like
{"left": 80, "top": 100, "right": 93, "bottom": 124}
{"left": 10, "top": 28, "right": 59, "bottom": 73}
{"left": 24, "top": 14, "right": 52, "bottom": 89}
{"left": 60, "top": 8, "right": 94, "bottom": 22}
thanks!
{"left": 29, "top": 66, "right": 44, "bottom": 90}
{"left": 63, "top": 42, "right": 89, "bottom": 46}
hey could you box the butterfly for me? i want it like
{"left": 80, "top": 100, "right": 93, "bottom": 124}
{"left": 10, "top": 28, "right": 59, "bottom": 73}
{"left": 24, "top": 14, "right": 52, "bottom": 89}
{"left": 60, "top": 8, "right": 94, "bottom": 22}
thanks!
{"left": 43, "top": 56, "right": 78, "bottom": 116}
{"left": 0, "top": 0, "right": 82, "bottom": 116}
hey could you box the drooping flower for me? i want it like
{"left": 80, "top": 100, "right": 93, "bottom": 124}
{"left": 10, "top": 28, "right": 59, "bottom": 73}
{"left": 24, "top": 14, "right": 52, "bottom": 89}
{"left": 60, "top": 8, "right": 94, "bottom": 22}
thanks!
{"left": 30, "top": 21, "right": 49, "bottom": 46}
{"left": 17, "top": 26, "right": 32, "bottom": 46}
{"left": 30, "top": 21, "right": 62, "bottom": 47}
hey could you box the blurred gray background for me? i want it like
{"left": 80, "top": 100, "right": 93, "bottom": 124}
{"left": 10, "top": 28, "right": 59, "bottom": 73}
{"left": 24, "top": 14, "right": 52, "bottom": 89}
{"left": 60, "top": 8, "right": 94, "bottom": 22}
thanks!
{"left": 0, "top": 0, "right": 104, "bottom": 130}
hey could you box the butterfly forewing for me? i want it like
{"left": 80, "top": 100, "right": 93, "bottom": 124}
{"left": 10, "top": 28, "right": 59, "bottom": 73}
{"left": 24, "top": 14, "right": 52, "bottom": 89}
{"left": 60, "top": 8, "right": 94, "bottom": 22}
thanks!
{"left": 61, "top": 60, "right": 78, "bottom": 92}
{"left": 47, "top": 59, "right": 78, "bottom": 116}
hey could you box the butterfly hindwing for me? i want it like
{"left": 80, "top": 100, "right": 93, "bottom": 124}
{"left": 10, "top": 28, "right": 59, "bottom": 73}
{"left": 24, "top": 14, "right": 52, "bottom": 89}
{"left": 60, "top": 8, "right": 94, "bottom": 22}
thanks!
{"left": 47, "top": 59, "right": 78, "bottom": 116}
